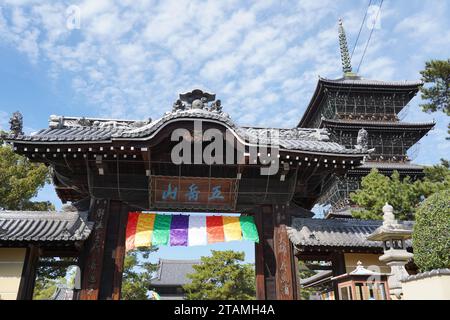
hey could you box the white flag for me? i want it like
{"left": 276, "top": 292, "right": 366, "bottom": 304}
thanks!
{"left": 188, "top": 216, "right": 207, "bottom": 246}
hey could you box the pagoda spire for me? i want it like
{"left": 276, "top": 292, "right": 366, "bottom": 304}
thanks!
{"left": 338, "top": 18, "right": 353, "bottom": 75}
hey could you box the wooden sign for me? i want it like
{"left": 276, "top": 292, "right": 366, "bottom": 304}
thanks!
{"left": 151, "top": 176, "right": 237, "bottom": 210}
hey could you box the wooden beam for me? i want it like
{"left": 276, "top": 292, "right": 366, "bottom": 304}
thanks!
{"left": 17, "top": 245, "right": 40, "bottom": 300}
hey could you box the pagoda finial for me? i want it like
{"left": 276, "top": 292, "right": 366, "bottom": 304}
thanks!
{"left": 338, "top": 18, "right": 353, "bottom": 75}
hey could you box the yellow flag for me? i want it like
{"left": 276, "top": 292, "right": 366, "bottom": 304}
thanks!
{"left": 223, "top": 216, "right": 242, "bottom": 242}
{"left": 134, "top": 214, "right": 156, "bottom": 247}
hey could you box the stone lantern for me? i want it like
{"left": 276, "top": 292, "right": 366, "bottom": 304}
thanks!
{"left": 367, "top": 203, "right": 413, "bottom": 300}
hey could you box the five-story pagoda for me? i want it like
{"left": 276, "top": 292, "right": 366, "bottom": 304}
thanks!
{"left": 298, "top": 19, "right": 435, "bottom": 218}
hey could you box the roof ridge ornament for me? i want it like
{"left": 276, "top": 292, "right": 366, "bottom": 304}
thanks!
{"left": 338, "top": 19, "right": 355, "bottom": 77}
{"left": 9, "top": 111, "right": 24, "bottom": 136}
{"left": 171, "top": 89, "right": 223, "bottom": 114}
{"left": 355, "top": 128, "right": 368, "bottom": 151}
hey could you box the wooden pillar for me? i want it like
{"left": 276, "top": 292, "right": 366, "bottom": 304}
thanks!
{"left": 331, "top": 251, "right": 346, "bottom": 300}
{"left": 273, "top": 204, "right": 297, "bottom": 300}
{"left": 99, "top": 201, "right": 129, "bottom": 300}
{"left": 254, "top": 208, "right": 267, "bottom": 300}
{"left": 17, "top": 245, "right": 40, "bottom": 300}
{"left": 255, "top": 204, "right": 297, "bottom": 300}
{"left": 79, "top": 199, "right": 110, "bottom": 300}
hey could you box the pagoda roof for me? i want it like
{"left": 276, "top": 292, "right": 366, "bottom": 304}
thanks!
{"left": 287, "top": 217, "right": 413, "bottom": 250}
{"left": 7, "top": 108, "right": 367, "bottom": 157}
{"left": 318, "top": 76, "right": 423, "bottom": 88}
{"left": 319, "top": 118, "right": 435, "bottom": 131}
{"left": 351, "top": 161, "right": 425, "bottom": 174}
{"left": 298, "top": 76, "right": 423, "bottom": 128}
{"left": 0, "top": 210, "right": 92, "bottom": 243}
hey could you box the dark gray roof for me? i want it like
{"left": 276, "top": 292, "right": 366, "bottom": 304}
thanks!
{"left": 50, "top": 285, "right": 74, "bottom": 300}
{"left": 298, "top": 75, "right": 422, "bottom": 127}
{"left": 318, "top": 76, "right": 423, "bottom": 88}
{"left": 7, "top": 109, "right": 366, "bottom": 156}
{"left": 287, "top": 218, "right": 413, "bottom": 249}
{"left": 320, "top": 118, "right": 435, "bottom": 130}
{"left": 150, "top": 259, "right": 200, "bottom": 287}
{"left": 402, "top": 269, "right": 450, "bottom": 283}
{"left": 0, "top": 211, "right": 93, "bottom": 242}
{"left": 324, "top": 207, "right": 356, "bottom": 219}
{"left": 300, "top": 270, "right": 333, "bottom": 287}
{"left": 356, "top": 161, "right": 425, "bottom": 171}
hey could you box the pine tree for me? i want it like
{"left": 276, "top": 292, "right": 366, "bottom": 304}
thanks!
{"left": 183, "top": 250, "right": 255, "bottom": 300}
{"left": 419, "top": 59, "right": 450, "bottom": 139}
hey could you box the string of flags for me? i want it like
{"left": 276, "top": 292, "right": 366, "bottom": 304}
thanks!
{"left": 125, "top": 212, "right": 259, "bottom": 251}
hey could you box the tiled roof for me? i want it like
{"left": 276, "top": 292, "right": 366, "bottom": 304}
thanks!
{"left": 320, "top": 119, "right": 435, "bottom": 130}
{"left": 402, "top": 269, "right": 450, "bottom": 283}
{"left": 356, "top": 161, "right": 425, "bottom": 171}
{"left": 7, "top": 109, "right": 366, "bottom": 156}
{"left": 319, "top": 77, "right": 423, "bottom": 87}
{"left": 287, "top": 218, "right": 413, "bottom": 249}
{"left": 300, "top": 270, "right": 333, "bottom": 287}
{"left": 150, "top": 259, "right": 200, "bottom": 287}
{"left": 50, "top": 285, "right": 74, "bottom": 300}
{"left": 324, "top": 207, "right": 356, "bottom": 219}
{"left": 298, "top": 76, "right": 422, "bottom": 127}
{"left": 0, "top": 211, "right": 93, "bottom": 242}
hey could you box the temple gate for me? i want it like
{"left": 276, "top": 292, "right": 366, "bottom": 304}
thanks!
{"left": 5, "top": 89, "right": 366, "bottom": 300}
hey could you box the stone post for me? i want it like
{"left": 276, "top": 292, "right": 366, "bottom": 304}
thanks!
{"left": 367, "top": 203, "right": 413, "bottom": 300}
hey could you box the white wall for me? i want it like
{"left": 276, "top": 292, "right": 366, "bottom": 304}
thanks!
{"left": 0, "top": 248, "right": 26, "bottom": 300}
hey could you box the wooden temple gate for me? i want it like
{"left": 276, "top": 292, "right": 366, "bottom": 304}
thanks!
{"left": 5, "top": 89, "right": 366, "bottom": 300}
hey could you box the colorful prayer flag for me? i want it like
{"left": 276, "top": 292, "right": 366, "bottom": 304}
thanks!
{"left": 240, "top": 216, "right": 259, "bottom": 243}
{"left": 124, "top": 212, "right": 259, "bottom": 250}
{"left": 206, "top": 216, "right": 225, "bottom": 244}
{"left": 188, "top": 216, "right": 207, "bottom": 246}
{"left": 223, "top": 216, "right": 242, "bottom": 242}
{"left": 152, "top": 214, "right": 172, "bottom": 246}
{"left": 125, "top": 212, "right": 139, "bottom": 251}
{"left": 170, "top": 215, "right": 189, "bottom": 246}
{"left": 134, "top": 213, "right": 155, "bottom": 247}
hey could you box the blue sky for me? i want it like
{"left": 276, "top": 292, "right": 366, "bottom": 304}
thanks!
{"left": 0, "top": 0, "right": 449, "bottom": 264}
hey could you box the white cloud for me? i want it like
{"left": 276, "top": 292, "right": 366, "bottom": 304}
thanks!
{"left": 0, "top": 0, "right": 448, "bottom": 160}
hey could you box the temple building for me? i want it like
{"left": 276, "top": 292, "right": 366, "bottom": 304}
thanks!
{"left": 149, "top": 259, "right": 200, "bottom": 300}
{"left": 298, "top": 20, "right": 435, "bottom": 218}
{"left": 0, "top": 19, "right": 428, "bottom": 300}
{"left": 0, "top": 209, "right": 92, "bottom": 299}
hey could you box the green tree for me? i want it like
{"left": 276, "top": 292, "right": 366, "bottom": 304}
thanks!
{"left": 0, "top": 136, "right": 54, "bottom": 211}
{"left": 419, "top": 59, "right": 450, "bottom": 139}
{"left": 121, "top": 247, "right": 159, "bottom": 300}
{"left": 350, "top": 165, "right": 450, "bottom": 220}
{"left": 412, "top": 189, "right": 450, "bottom": 272}
{"left": 350, "top": 169, "right": 417, "bottom": 220}
{"left": 183, "top": 250, "right": 255, "bottom": 300}
{"left": 33, "top": 262, "right": 78, "bottom": 300}
{"left": 297, "top": 261, "right": 317, "bottom": 300}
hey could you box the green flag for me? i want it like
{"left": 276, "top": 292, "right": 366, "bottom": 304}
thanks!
{"left": 152, "top": 214, "right": 172, "bottom": 245}
{"left": 239, "top": 216, "right": 259, "bottom": 243}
